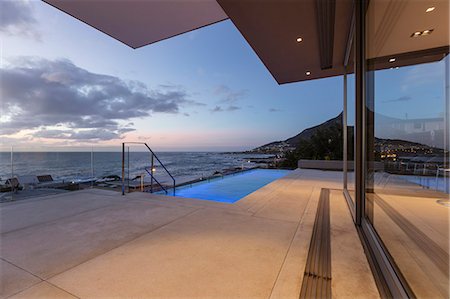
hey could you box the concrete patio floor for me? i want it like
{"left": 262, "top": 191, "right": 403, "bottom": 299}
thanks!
{"left": 1, "top": 169, "right": 379, "bottom": 299}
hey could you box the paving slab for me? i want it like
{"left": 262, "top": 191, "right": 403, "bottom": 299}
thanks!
{"left": 252, "top": 183, "right": 313, "bottom": 222}
{"left": 0, "top": 189, "right": 121, "bottom": 234}
{"left": 1, "top": 199, "right": 196, "bottom": 279}
{"left": 237, "top": 174, "right": 298, "bottom": 212}
{"left": 0, "top": 260, "right": 41, "bottom": 299}
{"left": 330, "top": 191, "right": 380, "bottom": 299}
{"left": 269, "top": 187, "right": 320, "bottom": 299}
{"left": 8, "top": 282, "right": 77, "bottom": 299}
{"left": 126, "top": 191, "right": 252, "bottom": 215}
{"left": 49, "top": 208, "right": 298, "bottom": 298}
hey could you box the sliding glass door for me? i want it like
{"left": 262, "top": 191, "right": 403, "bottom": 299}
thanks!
{"left": 363, "top": 0, "right": 449, "bottom": 297}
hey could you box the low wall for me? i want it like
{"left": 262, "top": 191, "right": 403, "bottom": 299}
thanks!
{"left": 298, "top": 160, "right": 349, "bottom": 171}
{"left": 298, "top": 160, "right": 383, "bottom": 171}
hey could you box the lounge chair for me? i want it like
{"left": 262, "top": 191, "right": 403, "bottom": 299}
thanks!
{"left": 17, "top": 175, "right": 39, "bottom": 190}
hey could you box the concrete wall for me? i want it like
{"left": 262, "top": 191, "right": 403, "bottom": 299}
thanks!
{"left": 298, "top": 160, "right": 383, "bottom": 171}
{"left": 298, "top": 160, "right": 350, "bottom": 171}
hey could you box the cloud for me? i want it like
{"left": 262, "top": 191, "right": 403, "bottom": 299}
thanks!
{"left": 210, "top": 106, "right": 224, "bottom": 113}
{"left": 214, "top": 85, "right": 247, "bottom": 103}
{"left": 227, "top": 105, "right": 241, "bottom": 111}
{"left": 1, "top": 57, "right": 194, "bottom": 141}
{"left": 210, "top": 105, "right": 241, "bottom": 113}
{"left": 401, "top": 62, "right": 445, "bottom": 91}
{"left": 269, "top": 108, "right": 281, "bottom": 112}
{"left": 0, "top": 0, "right": 40, "bottom": 38}
{"left": 33, "top": 128, "right": 133, "bottom": 141}
{"left": 382, "top": 96, "right": 412, "bottom": 103}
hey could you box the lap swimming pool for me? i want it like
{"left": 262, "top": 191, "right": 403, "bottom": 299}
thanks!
{"left": 163, "top": 169, "right": 291, "bottom": 203}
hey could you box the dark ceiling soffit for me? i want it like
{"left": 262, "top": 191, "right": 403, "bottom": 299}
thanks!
{"left": 42, "top": 0, "right": 132, "bottom": 48}
{"left": 367, "top": 46, "right": 450, "bottom": 72}
{"left": 316, "top": 0, "right": 336, "bottom": 70}
{"left": 132, "top": 18, "right": 228, "bottom": 49}
{"left": 216, "top": 1, "right": 349, "bottom": 86}
{"left": 42, "top": 0, "right": 228, "bottom": 49}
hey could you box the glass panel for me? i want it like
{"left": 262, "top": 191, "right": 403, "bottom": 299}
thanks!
{"left": 365, "top": 0, "right": 449, "bottom": 297}
{"left": 0, "top": 146, "right": 99, "bottom": 202}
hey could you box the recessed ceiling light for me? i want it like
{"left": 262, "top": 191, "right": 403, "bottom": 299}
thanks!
{"left": 410, "top": 29, "right": 434, "bottom": 37}
{"left": 389, "top": 58, "right": 396, "bottom": 63}
{"left": 426, "top": 7, "right": 435, "bottom": 12}
{"left": 296, "top": 37, "right": 303, "bottom": 42}
{"left": 306, "top": 71, "right": 311, "bottom": 76}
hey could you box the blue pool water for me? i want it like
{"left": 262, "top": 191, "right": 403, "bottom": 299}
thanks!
{"left": 400, "top": 175, "right": 450, "bottom": 194}
{"left": 165, "top": 169, "right": 292, "bottom": 203}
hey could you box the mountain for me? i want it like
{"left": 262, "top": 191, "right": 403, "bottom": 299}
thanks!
{"left": 251, "top": 113, "right": 343, "bottom": 153}
{"left": 285, "top": 112, "right": 343, "bottom": 147}
{"left": 250, "top": 112, "right": 444, "bottom": 157}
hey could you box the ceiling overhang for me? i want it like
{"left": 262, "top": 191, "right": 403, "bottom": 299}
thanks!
{"left": 216, "top": 0, "right": 354, "bottom": 84}
{"left": 365, "top": 0, "right": 449, "bottom": 72}
{"left": 44, "top": 0, "right": 228, "bottom": 49}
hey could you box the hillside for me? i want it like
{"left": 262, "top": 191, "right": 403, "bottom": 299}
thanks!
{"left": 250, "top": 112, "right": 443, "bottom": 158}
{"left": 251, "top": 113, "right": 343, "bottom": 153}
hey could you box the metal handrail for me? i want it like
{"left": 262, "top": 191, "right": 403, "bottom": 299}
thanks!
{"left": 143, "top": 143, "right": 176, "bottom": 187}
{"left": 144, "top": 167, "right": 168, "bottom": 194}
{"left": 121, "top": 142, "right": 176, "bottom": 195}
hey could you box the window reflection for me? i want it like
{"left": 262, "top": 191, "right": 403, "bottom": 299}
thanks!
{"left": 365, "top": 0, "right": 449, "bottom": 297}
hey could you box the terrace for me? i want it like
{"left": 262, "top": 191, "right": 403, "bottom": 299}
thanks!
{"left": 1, "top": 169, "right": 379, "bottom": 298}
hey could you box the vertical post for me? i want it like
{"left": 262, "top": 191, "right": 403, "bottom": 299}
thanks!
{"left": 343, "top": 72, "right": 348, "bottom": 190}
{"left": 10, "top": 145, "right": 13, "bottom": 180}
{"left": 365, "top": 69, "right": 375, "bottom": 223}
{"left": 11, "top": 145, "right": 14, "bottom": 198}
{"left": 127, "top": 147, "right": 130, "bottom": 193}
{"left": 151, "top": 153, "right": 154, "bottom": 193}
{"left": 445, "top": 55, "right": 449, "bottom": 193}
{"left": 121, "top": 143, "right": 125, "bottom": 195}
{"left": 91, "top": 146, "right": 94, "bottom": 188}
{"left": 355, "top": 0, "right": 365, "bottom": 226}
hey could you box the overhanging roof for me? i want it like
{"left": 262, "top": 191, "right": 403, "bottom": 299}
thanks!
{"left": 44, "top": 0, "right": 228, "bottom": 49}
{"left": 216, "top": 0, "right": 353, "bottom": 84}
{"left": 43, "top": 0, "right": 449, "bottom": 85}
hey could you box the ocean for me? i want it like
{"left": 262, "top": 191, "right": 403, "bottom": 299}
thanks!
{"left": 0, "top": 152, "right": 273, "bottom": 184}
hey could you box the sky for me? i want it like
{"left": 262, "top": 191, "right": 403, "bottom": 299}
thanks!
{"left": 0, "top": 0, "right": 446, "bottom": 152}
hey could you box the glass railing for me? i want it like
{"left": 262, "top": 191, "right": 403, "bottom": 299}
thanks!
{"left": 0, "top": 145, "right": 272, "bottom": 202}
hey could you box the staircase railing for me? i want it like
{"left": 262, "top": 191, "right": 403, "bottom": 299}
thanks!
{"left": 144, "top": 166, "right": 168, "bottom": 194}
{"left": 121, "top": 142, "right": 176, "bottom": 195}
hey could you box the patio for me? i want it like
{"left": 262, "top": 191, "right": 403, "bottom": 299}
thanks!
{"left": 1, "top": 169, "right": 378, "bottom": 299}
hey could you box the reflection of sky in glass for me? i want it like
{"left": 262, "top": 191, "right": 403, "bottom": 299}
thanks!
{"left": 374, "top": 58, "right": 447, "bottom": 147}
{"left": 375, "top": 60, "right": 445, "bottom": 120}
